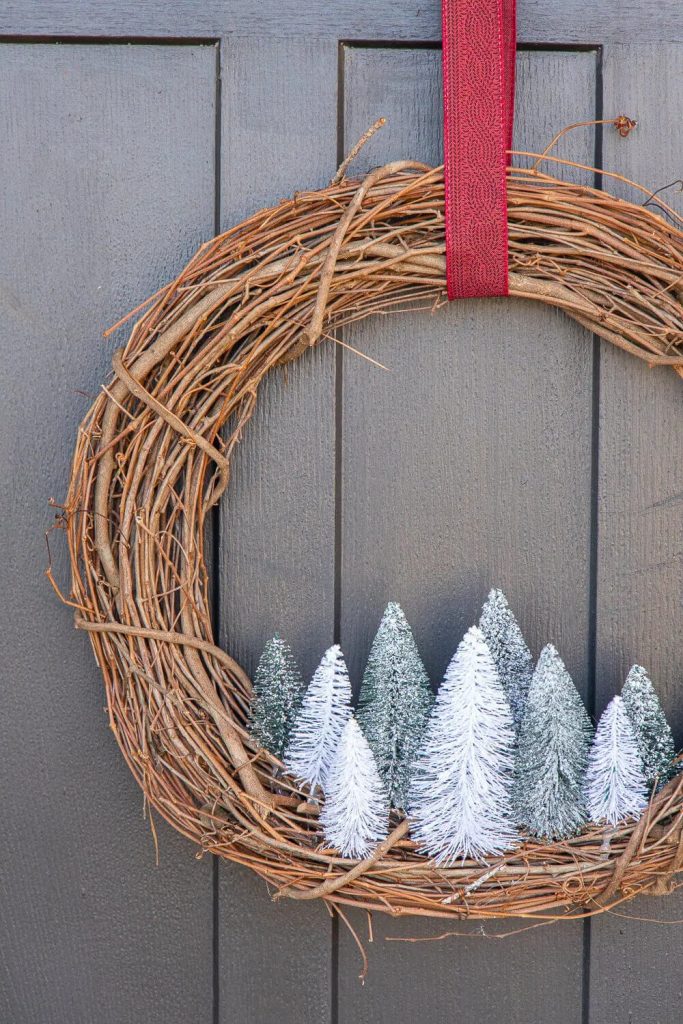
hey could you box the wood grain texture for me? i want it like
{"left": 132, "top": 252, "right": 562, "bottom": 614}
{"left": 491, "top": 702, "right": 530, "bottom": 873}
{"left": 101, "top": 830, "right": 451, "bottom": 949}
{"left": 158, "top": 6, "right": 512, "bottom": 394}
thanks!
{"left": 0, "top": 43, "right": 216, "bottom": 1024}
{"left": 337, "top": 46, "right": 596, "bottom": 1015}
{"left": 2, "top": 0, "right": 683, "bottom": 42}
{"left": 588, "top": 43, "right": 683, "bottom": 1024}
{"left": 217, "top": 35, "right": 338, "bottom": 1024}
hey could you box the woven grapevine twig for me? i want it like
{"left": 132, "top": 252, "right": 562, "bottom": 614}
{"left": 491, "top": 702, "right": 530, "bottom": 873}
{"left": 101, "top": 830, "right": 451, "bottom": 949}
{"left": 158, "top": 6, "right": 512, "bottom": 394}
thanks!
{"left": 54, "top": 151, "right": 683, "bottom": 922}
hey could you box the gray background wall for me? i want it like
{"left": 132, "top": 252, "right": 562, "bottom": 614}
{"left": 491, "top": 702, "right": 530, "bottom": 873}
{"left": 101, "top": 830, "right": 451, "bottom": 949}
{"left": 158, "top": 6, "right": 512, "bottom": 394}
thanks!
{"left": 1, "top": 2, "right": 682, "bottom": 1022}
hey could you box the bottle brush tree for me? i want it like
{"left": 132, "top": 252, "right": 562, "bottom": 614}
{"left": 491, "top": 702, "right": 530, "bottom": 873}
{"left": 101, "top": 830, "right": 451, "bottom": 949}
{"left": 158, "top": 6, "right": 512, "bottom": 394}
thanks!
{"left": 584, "top": 695, "right": 648, "bottom": 826}
{"left": 248, "top": 634, "right": 305, "bottom": 758}
{"left": 621, "top": 664, "right": 676, "bottom": 788}
{"left": 356, "top": 602, "right": 434, "bottom": 809}
{"left": 409, "top": 626, "right": 517, "bottom": 863}
{"left": 479, "top": 588, "right": 534, "bottom": 731}
{"left": 284, "top": 645, "right": 352, "bottom": 795}
{"left": 514, "top": 644, "right": 593, "bottom": 840}
{"left": 320, "top": 716, "right": 390, "bottom": 859}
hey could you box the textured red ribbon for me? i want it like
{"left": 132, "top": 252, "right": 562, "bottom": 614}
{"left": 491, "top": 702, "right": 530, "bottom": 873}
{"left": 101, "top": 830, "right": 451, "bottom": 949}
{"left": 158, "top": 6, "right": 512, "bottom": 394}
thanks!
{"left": 442, "top": 0, "right": 516, "bottom": 299}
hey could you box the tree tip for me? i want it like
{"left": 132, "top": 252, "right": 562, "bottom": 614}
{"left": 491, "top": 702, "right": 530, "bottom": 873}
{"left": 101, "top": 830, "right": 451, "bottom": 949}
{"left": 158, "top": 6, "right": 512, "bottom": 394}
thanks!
{"left": 465, "top": 623, "right": 487, "bottom": 645}
{"left": 625, "top": 663, "right": 649, "bottom": 681}
{"left": 538, "top": 641, "right": 560, "bottom": 661}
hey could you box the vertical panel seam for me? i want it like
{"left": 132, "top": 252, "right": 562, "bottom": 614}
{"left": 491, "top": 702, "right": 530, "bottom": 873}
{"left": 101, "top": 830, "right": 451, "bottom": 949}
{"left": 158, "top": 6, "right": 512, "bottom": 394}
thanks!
{"left": 587, "top": 44, "right": 604, "bottom": 723}
{"left": 330, "top": 39, "right": 345, "bottom": 1024}
{"left": 334, "top": 40, "right": 346, "bottom": 651}
{"left": 212, "top": 37, "right": 222, "bottom": 1024}
{"left": 582, "top": 42, "right": 604, "bottom": 1024}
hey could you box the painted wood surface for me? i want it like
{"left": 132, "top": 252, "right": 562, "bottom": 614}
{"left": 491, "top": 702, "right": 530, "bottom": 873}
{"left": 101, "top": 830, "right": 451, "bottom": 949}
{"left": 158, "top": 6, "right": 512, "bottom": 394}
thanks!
{"left": 1, "top": 9, "right": 682, "bottom": 1024}
{"left": 0, "top": 42, "right": 216, "bottom": 1024}
{"left": 217, "top": 35, "right": 338, "bottom": 1024}
{"left": 588, "top": 42, "right": 683, "bottom": 1024}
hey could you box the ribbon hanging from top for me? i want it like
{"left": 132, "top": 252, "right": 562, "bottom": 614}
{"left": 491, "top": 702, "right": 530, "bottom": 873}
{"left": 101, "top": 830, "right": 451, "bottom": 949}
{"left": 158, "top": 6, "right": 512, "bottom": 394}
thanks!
{"left": 442, "top": 0, "right": 516, "bottom": 299}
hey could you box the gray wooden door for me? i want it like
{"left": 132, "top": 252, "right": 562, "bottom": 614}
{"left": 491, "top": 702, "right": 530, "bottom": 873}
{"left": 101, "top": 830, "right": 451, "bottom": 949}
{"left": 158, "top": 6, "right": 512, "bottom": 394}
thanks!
{"left": 2, "top": 3, "right": 681, "bottom": 1022}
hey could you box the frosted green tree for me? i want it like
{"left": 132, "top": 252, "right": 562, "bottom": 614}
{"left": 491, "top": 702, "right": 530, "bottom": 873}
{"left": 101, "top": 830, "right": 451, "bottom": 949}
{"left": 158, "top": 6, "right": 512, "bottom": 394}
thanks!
{"left": 514, "top": 644, "right": 593, "bottom": 841}
{"left": 621, "top": 664, "right": 676, "bottom": 788}
{"left": 479, "top": 588, "right": 534, "bottom": 730}
{"left": 584, "top": 696, "right": 648, "bottom": 826}
{"left": 248, "top": 635, "right": 305, "bottom": 758}
{"left": 356, "top": 602, "right": 434, "bottom": 809}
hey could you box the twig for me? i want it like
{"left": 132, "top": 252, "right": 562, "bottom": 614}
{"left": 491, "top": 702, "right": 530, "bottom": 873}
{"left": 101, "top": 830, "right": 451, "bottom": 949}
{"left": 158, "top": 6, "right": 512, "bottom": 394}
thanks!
{"left": 530, "top": 115, "right": 637, "bottom": 173}
{"left": 332, "top": 116, "right": 387, "bottom": 185}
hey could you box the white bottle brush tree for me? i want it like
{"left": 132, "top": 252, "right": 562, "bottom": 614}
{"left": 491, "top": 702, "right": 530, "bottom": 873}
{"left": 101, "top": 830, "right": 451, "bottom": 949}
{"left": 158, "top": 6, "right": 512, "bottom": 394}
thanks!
{"left": 621, "top": 664, "right": 676, "bottom": 788}
{"left": 284, "top": 645, "right": 352, "bottom": 795}
{"left": 248, "top": 635, "right": 305, "bottom": 758}
{"left": 514, "top": 644, "right": 593, "bottom": 840}
{"left": 479, "top": 588, "right": 534, "bottom": 731}
{"left": 320, "top": 717, "right": 390, "bottom": 859}
{"left": 584, "top": 695, "right": 648, "bottom": 827}
{"left": 356, "top": 602, "right": 434, "bottom": 810}
{"left": 409, "top": 626, "right": 518, "bottom": 863}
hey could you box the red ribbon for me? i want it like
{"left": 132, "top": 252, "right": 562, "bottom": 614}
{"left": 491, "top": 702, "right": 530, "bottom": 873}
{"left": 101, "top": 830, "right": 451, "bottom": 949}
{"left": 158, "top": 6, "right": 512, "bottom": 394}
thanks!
{"left": 442, "top": 0, "right": 516, "bottom": 299}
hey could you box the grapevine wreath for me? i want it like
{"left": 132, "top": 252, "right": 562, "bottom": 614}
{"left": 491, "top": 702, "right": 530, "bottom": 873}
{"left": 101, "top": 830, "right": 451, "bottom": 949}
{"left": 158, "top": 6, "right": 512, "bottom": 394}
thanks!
{"left": 53, "top": 125, "right": 683, "bottom": 929}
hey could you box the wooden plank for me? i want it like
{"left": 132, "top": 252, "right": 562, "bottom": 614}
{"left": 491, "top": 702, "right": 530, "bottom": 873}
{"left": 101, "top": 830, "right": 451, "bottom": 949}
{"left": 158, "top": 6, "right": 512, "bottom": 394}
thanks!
{"left": 217, "top": 35, "right": 338, "bottom": 1024}
{"left": 588, "top": 42, "right": 683, "bottom": 1024}
{"left": 337, "top": 45, "right": 597, "bottom": 1013}
{"left": 0, "top": 43, "right": 216, "bottom": 1023}
{"left": 2, "top": 1, "right": 683, "bottom": 43}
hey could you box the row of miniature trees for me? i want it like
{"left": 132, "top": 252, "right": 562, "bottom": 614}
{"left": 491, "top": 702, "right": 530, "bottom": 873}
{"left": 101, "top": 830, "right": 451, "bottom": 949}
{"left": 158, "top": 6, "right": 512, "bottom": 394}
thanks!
{"left": 248, "top": 592, "right": 677, "bottom": 862}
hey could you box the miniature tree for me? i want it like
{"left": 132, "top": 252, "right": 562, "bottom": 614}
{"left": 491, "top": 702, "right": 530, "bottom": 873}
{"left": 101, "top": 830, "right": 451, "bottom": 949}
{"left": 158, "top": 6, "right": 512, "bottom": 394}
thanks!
{"left": 284, "top": 645, "right": 352, "bottom": 795}
{"left": 409, "top": 626, "right": 518, "bottom": 863}
{"left": 356, "top": 602, "right": 434, "bottom": 809}
{"left": 248, "top": 635, "right": 306, "bottom": 758}
{"left": 320, "top": 717, "right": 390, "bottom": 858}
{"left": 514, "top": 644, "right": 593, "bottom": 840}
{"left": 584, "top": 696, "right": 648, "bottom": 826}
{"left": 479, "top": 588, "right": 534, "bottom": 730}
{"left": 621, "top": 664, "right": 676, "bottom": 788}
